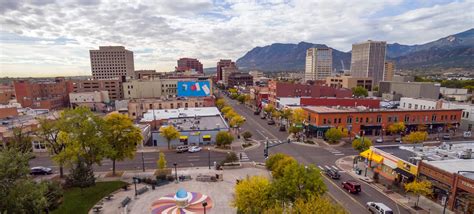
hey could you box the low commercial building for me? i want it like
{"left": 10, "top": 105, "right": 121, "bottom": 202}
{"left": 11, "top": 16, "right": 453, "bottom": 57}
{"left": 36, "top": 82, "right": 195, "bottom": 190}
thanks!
{"left": 400, "top": 97, "right": 473, "bottom": 131}
{"left": 142, "top": 107, "right": 229, "bottom": 147}
{"left": 379, "top": 81, "right": 441, "bottom": 100}
{"left": 392, "top": 75, "right": 415, "bottom": 82}
{"left": 0, "top": 107, "right": 18, "bottom": 119}
{"left": 384, "top": 61, "right": 395, "bottom": 81}
{"left": 72, "top": 78, "right": 123, "bottom": 100}
{"left": 325, "top": 76, "right": 373, "bottom": 91}
{"left": 123, "top": 78, "right": 178, "bottom": 99}
{"left": 127, "top": 97, "right": 215, "bottom": 120}
{"left": 134, "top": 70, "right": 159, "bottom": 80}
{"left": 0, "top": 84, "right": 14, "bottom": 104}
{"left": 69, "top": 91, "right": 110, "bottom": 112}
{"left": 14, "top": 78, "right": 74, "bottom": 109}
{"left": 440, "top": 87, "right": 471, "bottom": 102}
{"left": 268, "top": 80, "right": 352, "bottom": 106}
{"left": 301, "top": 97, "right": 380, "bottom": 108}
{"left": 302, "top": 106, "right": 462, "bottom": 138}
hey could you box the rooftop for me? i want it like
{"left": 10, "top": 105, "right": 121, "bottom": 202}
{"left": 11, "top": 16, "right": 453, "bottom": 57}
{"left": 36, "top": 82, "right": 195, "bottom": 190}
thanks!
{"left": 424, "top": 159, "right": 474, "bottom": 179}
{"left": 375, "top": 145, "right": 417, "bottom": 162}
{"left": 164, "top": 115, "right": 228, "bottom": 131}
{"left": 142, "top": 107, "right": 221, "bottom": 121}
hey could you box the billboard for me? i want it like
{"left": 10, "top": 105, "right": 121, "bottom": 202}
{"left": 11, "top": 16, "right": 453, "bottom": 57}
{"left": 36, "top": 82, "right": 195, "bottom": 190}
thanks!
{"left": 177, "top": 81, "right": 211, "bottom": 97}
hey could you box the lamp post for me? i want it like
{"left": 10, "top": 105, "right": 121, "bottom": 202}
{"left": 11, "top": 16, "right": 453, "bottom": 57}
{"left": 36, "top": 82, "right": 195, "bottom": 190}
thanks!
{"left": 202, "top": 201, "right": 208, "bottom": 214}
{"left": 141, "top": 151, "right": 145, "bottom": 172}
{"left": 173, "top": 163, "right": 178, "bottom": 183}
{"left": 133, "top": 177, "right": 138, "bottom": 196}
{"left": 381, "top": 124, "right": 385, "bottom": 143}
{"left": 208, "top": 147, "right": 211, "bottom": 170}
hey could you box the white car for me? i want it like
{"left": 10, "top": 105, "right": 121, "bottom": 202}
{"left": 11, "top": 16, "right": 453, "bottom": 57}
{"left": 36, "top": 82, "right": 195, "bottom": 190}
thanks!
{"left": 188, "top": 146, "right": 202, "bottom": 153}
{"left": 376, "top": 138, "right": 383, "bottom": 143}
{"left": 366, "top": 202, "right": 393, "bottom": 214}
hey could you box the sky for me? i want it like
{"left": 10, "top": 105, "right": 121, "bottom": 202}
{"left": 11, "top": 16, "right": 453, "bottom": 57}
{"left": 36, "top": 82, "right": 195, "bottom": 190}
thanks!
{"left": 0, "top": 0, "right": 473, "bottom": 77}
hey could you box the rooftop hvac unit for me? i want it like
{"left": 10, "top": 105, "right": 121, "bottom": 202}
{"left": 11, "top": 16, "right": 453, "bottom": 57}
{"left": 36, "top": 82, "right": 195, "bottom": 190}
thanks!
{"left": 459, "top": 149, "right": 472, "bottom": 159}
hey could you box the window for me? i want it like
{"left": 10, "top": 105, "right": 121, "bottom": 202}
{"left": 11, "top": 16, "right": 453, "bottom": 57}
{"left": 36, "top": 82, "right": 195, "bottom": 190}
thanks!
{"left": 404, "top": 115, "right": 410, "bottom": 122}
{"left": 171, "top": 103, "right": 174, "bottom": 108}
{"left": 376, "top": 115, "right": 382, "bottom": 123}
{"left": 366, "top": 117, "right": 369, "bottom": 123}
{"left": 323, "top": 119, "right": 327, "bottom": 124}
{"left": 388, "top": 117, "right": 392, "bottom": 122}
{"left": 356, "top": 117, "right": 359, "bottom": 123}
{"left": 338, "top": 118, "right": 341, "bottom": 123}
{"left": 132, "top": 112, "right": 136, "bottom": 116}
{"left": 334, "top": 118, "right": 337, "bottom": 124}
{"left": 33, "top": 141, "right": 46, "bottom": 150}
{"left": 185, "top": 103, "right": 188, "bottom": 108}
{"left": 159, "top": 104, "right": 162, "bottom": 109}
{"left": 149, "top": 104, "right": 153, "bottom": 109}
{"left": 432, "top": 114, "right": 437, "bottom": 122}
{"left": 347, "top": 117, "right": 352, "bottom": 123}
{"left": 414, "top": 104, "right": 418, "bottom": 110}
{"left": 408, "top": 103, "right": 412, "bottom": 109}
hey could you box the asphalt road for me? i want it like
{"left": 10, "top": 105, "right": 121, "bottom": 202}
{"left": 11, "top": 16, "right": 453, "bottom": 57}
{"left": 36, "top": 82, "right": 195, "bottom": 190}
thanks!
{"left": 224, "top": 95, "right": 410, "bottom": 214}
{"left": 30, "top": 150, "right": 228, "bottom": 172}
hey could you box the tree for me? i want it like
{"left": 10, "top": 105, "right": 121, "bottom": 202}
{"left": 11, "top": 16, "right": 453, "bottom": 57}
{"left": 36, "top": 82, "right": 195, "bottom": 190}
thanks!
{"left": 352, "top": 138, "right": 372, "bottom": 152}
{"left": 352, "top": 86, "right": 368, "bottom": 97}
{"left": 271, "top": 164, "right": 327, "bottom": 202}
{"left": 230, "top": 115, "right": 245, "bottom": 128}
{"left": 216, "top": 131, "right": 234, "bottom": 148}
{"left": 288, "top": 125, "right": 302, "bottom": 135}
{"left": 104, "top": 113, "right": 143, "bottom": 176}
{"left": 404, "top": 180, "right": 433, "bottom": 208}
{"left": 291, "top": 108, "right": 305, "bottom": 124}
{"left": 37, "top": 118, "right": 66, "bottom": 177}
{"left": 56, "top": 107, "right": 107, "bottom": 186}
{"left": 264, "top": 104, "right": 275, "bottom": 116}
{"left": 157, "top": 152, "right": 167, "bottom": 169}
{"left": 224, "top": 110, "right": 238, "bottom": 120}
{"left": 281, "top": 108, "right": 293, "bottom": 127}
{"left": 216, "top": 98, "right": 226, "bottom": 110}
{"left": 228, "top": 88, "right": 238, "bottom": 94}
{"left": 403, "top": 131, "right": 428, "bottom": 144}
{"left": 221, "top": 106, "right": 233, "bottom": 114}
{"left": 271, "top": 156, "right": 298, "bottom": 179}
{"left": 243, "top": 94, "right": 251, "bottom": 104}
{"left": 160, "top": 125, "right": 180, "bottom": 150}
{"left": 0, "top": 148, "right": 48, "bottom": 213}
{"left": 10, "top": 127, "right": 32, "bottom": 153}
{"left": 271, "top": 110, "right": 281, "bottom": 120}
{"left": 232, "top": 176, "right": 272, "bottom": 213}
{"left": 265, "top": 153, "right": 291, "bottom": 171}
{"left": 264, "top": 195, "right": 346, "bottom": 214}
{"left": 237, "top": 94, "right": 247, "bottom": 104}
{"left": 324, "top": 127, "right": 348, "bottom": 144}
{"left": 417, "top": 124, "right": 427, "bottom": 132}
{"left": 373, "top": 86, "right": 379, "bottom": 92}
{"left": 388, "top": 122, "right": 406, "bottom": 141}
{"left": 242, "top": 131, "right": 252, "bottom": 140}
{"left": 230, "top": 93, "right": 239, "bottom": 99}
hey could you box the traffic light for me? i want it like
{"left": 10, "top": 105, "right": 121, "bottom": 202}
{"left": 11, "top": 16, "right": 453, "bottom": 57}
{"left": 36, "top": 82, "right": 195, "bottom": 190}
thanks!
{"left": 264, "top": 148, "right": 268, "bottom": 158}
{"left": 287, "top": 139, "right": 290, "bottom": 144}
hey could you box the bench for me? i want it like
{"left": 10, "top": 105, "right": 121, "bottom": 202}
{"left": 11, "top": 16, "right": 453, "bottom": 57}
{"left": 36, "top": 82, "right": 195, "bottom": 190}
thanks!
{"left": 121, "top": 197, "right": 131, "bottom": 207}
{"left": 137, "top": 186, "right": 149, "bottom": 195}
{"left": 105, "top": 194, "right": 114, "bottom": 200}
{"left": 179, "top": 175, "right": 192, "bottom": 181}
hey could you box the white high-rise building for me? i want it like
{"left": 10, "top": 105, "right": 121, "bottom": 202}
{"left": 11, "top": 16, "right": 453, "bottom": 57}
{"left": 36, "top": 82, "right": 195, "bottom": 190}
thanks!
{"left": 350, "top": 40, "right": 386, "bottom": 85}
{"left": 304, "top": 48, "right": 332, "bottom": 82}
{"left": 90, "top": 46, "right": 135, "bottom": 80}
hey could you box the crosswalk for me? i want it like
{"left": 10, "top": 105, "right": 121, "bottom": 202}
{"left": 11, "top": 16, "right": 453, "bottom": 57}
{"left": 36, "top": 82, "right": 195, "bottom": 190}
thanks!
{"left": 260, "top": 139, "right": 282, "bottom": 145}
{"left": 239, "top": 152, "right": 250, "bottom": 162}
{"left": 324, "top": 147, "right": 345, "bottom": 156}
{"left": 317, "top": 165, "right": 343, "bottom": 172}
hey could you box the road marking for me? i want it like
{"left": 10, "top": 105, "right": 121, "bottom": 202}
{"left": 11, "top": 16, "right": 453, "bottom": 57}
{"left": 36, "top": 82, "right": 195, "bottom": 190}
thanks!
{"left": 334, "top": 153, "right": 345, "bottom": 156}
{"left": 325, "top": 165, "right": 332, "bottom": 170}
{"left": 318, "top": 165, "right": 324, "bottom": 170}
{"left": 187, "top": 155, "right": 200, "bottom": 158}
{"left": 322, "top": 176, "right": 367, "bottom": 210}
{"left": 234, "top": 105, "right": 279, "bottom": 140}
{"left": 187, "top": 159, "right": 200, "bottom": 161}
{"left": 332, "top": 165, "right": 339, "bottom": 170}
{"left": 256, "top": 130, "right": 267, "bottom": 138}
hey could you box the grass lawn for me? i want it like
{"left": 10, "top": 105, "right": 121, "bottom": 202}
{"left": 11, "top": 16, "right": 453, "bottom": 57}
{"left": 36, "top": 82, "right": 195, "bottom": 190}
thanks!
{"left": 52, "top": 181, "right": 127, "bottom": 214}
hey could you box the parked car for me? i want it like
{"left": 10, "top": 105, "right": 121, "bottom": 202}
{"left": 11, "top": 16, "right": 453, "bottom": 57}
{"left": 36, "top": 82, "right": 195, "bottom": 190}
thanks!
{"left": 443, "top": 134, "right": 451, "bottom": 140}
{"left": 254, "top": 111, "right": 260, "bottom": 115}
{"left": 188, "top": 146, "right": 202, "bottom": 153}
{"left": 342, "top": 180, "right": 361, "bottom": 193}
{"left": 463, "top": 131, "right": 472, "bottom": 138}
{"left": 376, "top": 138, "right": 383, "bottom": 143}
{"left": 395, "top": 138, "right": 402, "bottom": 143}
{"left": 279, "top": 125, "right": 286, "bottom": 131}
{"left": 324, "top": 169, "right": 340, "bottom": 179}
{"left": 260, "top": 114, "right": 266, "bottom": 119}
{"left": 176, "top": 145, "right": 189, "bottom": 153}
{"left": 30, "top": 166, "right": 53, "bottom": 175}
{"left": 267, "top": 120, "right": 276, "bottom": 125}
{"left": 366, "top": 202, "right": 393, "bottom": 214}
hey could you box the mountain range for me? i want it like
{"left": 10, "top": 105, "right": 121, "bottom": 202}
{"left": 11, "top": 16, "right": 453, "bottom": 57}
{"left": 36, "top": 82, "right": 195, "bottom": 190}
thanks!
{"left": 236, "top": 28, "right": 474, "bottom": 71}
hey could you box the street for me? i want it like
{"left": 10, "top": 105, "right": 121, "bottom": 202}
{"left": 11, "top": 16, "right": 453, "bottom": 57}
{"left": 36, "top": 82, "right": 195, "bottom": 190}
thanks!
{"left": 225, "top": 96, "right": 410, "bottom": 214}
{"left": 30, "top": 149, "right": 228, "bottom": 172}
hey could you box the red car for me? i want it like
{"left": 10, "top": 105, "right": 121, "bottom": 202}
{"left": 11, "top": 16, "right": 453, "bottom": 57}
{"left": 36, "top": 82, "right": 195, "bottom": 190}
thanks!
{"left": 342, "top": 180, "right": 361, "bottom": 193}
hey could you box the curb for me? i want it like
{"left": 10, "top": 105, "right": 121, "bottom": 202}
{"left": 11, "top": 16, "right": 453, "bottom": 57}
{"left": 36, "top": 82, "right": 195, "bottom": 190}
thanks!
{"left": 241, "top": 139, "right": 261, "bottom": 151}
{"left": 291, "top": 141, "right": 320, "bottom": 148}
{"left": 335, "top": 156, "right": 417, "bottom": 214}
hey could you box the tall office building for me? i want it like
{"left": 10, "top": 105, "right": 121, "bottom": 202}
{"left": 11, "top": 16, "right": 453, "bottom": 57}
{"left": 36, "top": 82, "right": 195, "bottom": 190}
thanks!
{"left": 350, "top": 41, "right": 386, "bottom": 85}
{"left": 304, "top": 48, "right": 333, "bottom": 82}
{"left": 90, "top": 46, "right": 134, "bottom": 80}
{"left": 176, "top": 58, "right": 203, "bottom": 73}
{"left": 216, "top": 59, "right": 236, "bottom": 81}
{"left": 384, "top": 61, "right": 395, "bottom": 81}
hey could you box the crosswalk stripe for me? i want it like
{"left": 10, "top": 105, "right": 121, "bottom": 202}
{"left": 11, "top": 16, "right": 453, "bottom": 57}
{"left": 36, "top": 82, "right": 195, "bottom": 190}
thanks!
{"left": 324, "top": 165, "right": 331, "bottom": 170}
{"left": 318, "top": 165, "right": 324, "bottom": 170}
{"left": 332, "top": 165, "right": 339, "bottom": 170}
{"left": 334, "top": 153, "right": 345, "bottom": 156}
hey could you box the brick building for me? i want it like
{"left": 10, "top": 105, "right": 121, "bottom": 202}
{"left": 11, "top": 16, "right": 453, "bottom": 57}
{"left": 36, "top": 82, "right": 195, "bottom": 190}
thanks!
{"left": 325, "top": 76, "right": 373, "bottom": 91}
{"left": 300, "top": 97, "right": 380, "bottom": 108}
{"left": 0, "top": 107, "right": 18, "bottom": 119}
{"left": 227, "top": 72, "right": 253, "bottom": 88}
{"left": 216, "top": 59, "right": 235, "bottom": 81}
{"left": 268, "top": 80, "right": 352, "bottom": 105}
{"left": 14, "top": 78, "right": 73, "bottom": 109}
{"left": 176, "top": 58, "right": 203, "bottom": 74}
{"left": 72, "top": 78, "right": 123, "bottom": 100}
{"left": 302, "top": 106, "right": 462, "bottom": 138}
{"left": 0, "top": 84, "right": 15, "bottom": 104}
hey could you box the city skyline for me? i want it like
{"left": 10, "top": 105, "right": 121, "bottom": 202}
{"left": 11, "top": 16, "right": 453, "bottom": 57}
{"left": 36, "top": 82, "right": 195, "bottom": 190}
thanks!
{"left": 0, "top": 0, "right": 473, "bottom": 77}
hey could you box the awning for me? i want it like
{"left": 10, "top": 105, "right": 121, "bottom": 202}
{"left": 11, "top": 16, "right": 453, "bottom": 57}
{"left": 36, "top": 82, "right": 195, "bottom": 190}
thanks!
{"left": 383, "top": 159, "right": 397, "bottom": 169}
{"left": 359, "top": 149, "right": 383, "bottom": 163}
{"left": 202, "top": 135, "right": 211, "bottom": 138}
{"left": 394, "top": 168, "right": 414, "bottom": 179}
{"left": 179, "top": 136, "right": 188, "bottom": 140}
{"left": 360, "top": 149, "right": 371, "bottom": 159}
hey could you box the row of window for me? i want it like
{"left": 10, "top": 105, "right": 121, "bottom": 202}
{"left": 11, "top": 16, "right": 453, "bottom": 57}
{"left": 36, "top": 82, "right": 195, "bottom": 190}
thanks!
{"left": 319, "top": 114, "right": 458, "bottom": 125}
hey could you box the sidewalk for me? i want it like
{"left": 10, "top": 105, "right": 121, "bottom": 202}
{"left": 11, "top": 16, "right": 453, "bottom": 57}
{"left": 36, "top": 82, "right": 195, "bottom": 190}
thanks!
{"left": 335, "top": 156, "right": 454, "bottom": 214}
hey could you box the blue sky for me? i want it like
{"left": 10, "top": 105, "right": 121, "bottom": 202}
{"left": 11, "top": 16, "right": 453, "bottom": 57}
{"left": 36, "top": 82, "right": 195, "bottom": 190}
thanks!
{"left": 0, "top": 0, "right": 472, "bottom": 77}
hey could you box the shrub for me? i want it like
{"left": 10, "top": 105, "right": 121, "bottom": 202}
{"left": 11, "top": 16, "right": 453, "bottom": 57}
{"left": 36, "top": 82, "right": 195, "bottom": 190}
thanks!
{"left": 221, "top": 152, "right": 239, "bottom": 165}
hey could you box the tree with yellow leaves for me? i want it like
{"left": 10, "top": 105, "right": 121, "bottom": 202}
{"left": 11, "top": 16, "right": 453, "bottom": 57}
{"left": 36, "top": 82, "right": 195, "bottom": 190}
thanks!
{"left": 232, "top": 176, "right": 272, "bottom": 214}
{"left": 405, "top": 180, "right": 433, "bottom": 208}
{"left": 403, "top": 131, "right": 428, "bottom": 144}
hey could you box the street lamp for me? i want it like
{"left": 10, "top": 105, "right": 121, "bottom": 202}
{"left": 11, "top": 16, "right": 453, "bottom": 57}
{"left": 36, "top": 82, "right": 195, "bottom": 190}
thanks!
{"left": 141, "top": 151, "right": 145, "bottom": 172}
{"left": 381, "top": 124, "right": 385, "bottom": 142}
{"left": 202, "top": 201, "right": 208, "bottom": 214}
{"left": 173, "top": 163, "right": 178, "bottom": 183}
{"left": 133, "top": 177, "right": 139, "bottom": 196}
{"left": 208, "top": 148, "right": 211, "bottom": 170}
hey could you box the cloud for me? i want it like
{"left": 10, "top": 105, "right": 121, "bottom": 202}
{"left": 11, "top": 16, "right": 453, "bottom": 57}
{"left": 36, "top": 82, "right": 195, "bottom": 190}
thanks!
{"left": 0, "top": 0, "right": 472, "bottom": 77}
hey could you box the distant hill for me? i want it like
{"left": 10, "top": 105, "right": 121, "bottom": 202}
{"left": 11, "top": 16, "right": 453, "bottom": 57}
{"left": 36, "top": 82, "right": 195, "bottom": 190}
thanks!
{"left": 235, "top": 28, "right": 474, "bottom": 72}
